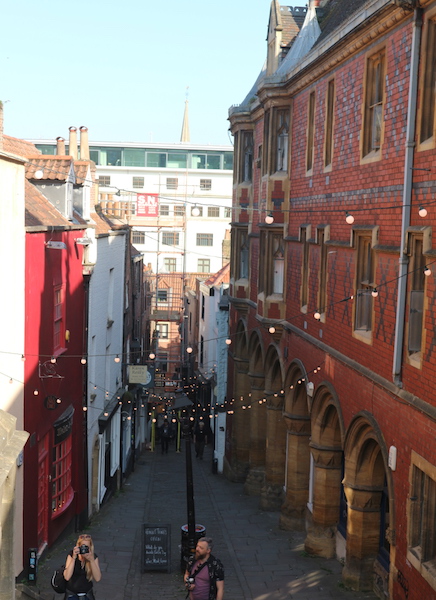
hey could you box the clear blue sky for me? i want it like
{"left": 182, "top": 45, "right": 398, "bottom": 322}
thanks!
{"left": 1, "top": 0, "right": 270, "bottom": 147}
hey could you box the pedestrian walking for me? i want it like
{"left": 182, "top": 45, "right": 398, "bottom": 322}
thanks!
{"left": 194, "top": 420, "right": 207, "bottom": 459}
{"left": 160, "top": 418, "right": 172, "bottom": 454}
{"left": 63, "top": 533, "right": 101, "bottom": 600}
{"left": 184, "top": 537, "right": 224, "bottom": 600}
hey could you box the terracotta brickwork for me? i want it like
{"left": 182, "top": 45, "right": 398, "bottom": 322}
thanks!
{"left": 227, "top": 2, "right": 436, "bottom": 599}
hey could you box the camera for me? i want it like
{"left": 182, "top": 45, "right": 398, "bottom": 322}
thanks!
{"left": 79, "top": 544, "right": 89, "bottom": 554}
{"left": 186, "top": 577, "right": 194, "bottom": 589}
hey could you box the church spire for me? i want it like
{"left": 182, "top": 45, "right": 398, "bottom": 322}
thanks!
{"left": 180, "top": 87, "right": 190, "bottom": 143}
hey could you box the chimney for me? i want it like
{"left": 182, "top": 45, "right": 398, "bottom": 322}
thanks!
{"left": 56, "top": 136, "right": 66, "bottom": 155}
{"left": 0, "top": 101, "right": 4, "bottom": 152}
{"left": 79, "top": 126, "right": 90, "bottom": 160}
{"left": 69, "top": 126, "right": 78, "bottom": 160}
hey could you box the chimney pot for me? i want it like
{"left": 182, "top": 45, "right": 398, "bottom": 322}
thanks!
{"left": 56, "top": 136, "right": 66, "bottom": 155}
{"left": 69, "top": 127, "right": 78, "bottom": 160}
{"left": 79, "top": 126, "right": 90, "bottom": 160}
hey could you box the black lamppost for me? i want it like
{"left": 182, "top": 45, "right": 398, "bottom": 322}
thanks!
{"left": 181, "top": 415, "right": 196, "bottom": 565}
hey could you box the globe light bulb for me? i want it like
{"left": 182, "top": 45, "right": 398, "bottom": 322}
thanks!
{"left": 345, "top": 212, "right": 355, "bottom": 224}
{"left": 419, "top": 206, "right": 428, "bottom": 218}
{"left": 372, "top": 288, "right": 379, "bottom": 298}
{"left": 269, "top": 326, "right": 276, "bottom": 334}
{"left": 265, "top": 214, "right": 274, "bottom": 225}
{"left": 424, "top": 266, "right": 432, "bottom": 277}
{"left": 314, "top": 311, "right": 321, "bottom": 320}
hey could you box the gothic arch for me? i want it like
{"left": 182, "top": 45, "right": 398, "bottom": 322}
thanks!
{"left": 244, "top": 330, "right": 267, "bottom": 495}
{"left": 260, "top": 344, "right": 286, "bottom": 510}
{"left": 304, "top": 382, "right": 345, "bottom": 557}
{"left": 342, "top": 412, "right": 395, "bottom": 592}
{"left": 280, "top": 360, "right": 311, "bottom": 530}
{"left": 224, "top": 319, "right": 250, "bottom": 482}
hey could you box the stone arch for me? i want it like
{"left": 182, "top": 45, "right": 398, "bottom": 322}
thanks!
{"left": 280, "top": 360, "right": 312, "bottom": 529}
{"left": 224, "top": 319, "right": 251, "bottom": 481}
{"left": 304, "top": 382, "right": 345, "bottom": 557}
{"left": 342, "top": 412, "right": 395, "bottom": 592}
{"left": 260, "top": 344, "right": 286, "bottom": 510}
{"left": 244, "top": 330, "right": 267, "bottom": 495}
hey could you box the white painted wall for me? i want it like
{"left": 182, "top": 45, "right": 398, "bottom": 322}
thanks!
{"left": 0, "top": 152, "right": 27, "bottom": 578}
{"left": 86, "top": 228, "right": 126, "bottom": 515}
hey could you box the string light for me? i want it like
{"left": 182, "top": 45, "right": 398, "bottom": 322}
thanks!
{"left": 345, "top": 211, "right": 355, "bottom": 224}
{"left": 418, "top": 206, "right": 428, "bottom": 218}
{"left": 371, "top": 288, "right": 379, "bottom": 298}
{"left": 114, "top": 355, "right": 121, "bottom": 363}
{"left": 265, "top": 213, "right": 274, "bottom": 225}
{"left": 424, "top": 265, "right": 432, "bottom": 277}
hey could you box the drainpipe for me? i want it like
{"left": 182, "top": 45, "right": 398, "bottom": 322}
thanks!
{"left": 392, "top": 7, "right": 423, "bottom": 387}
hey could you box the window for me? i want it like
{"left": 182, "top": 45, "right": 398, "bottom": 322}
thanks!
{"left": 191, "top": 206, "right": 203, "bottom": 217}
{"left": 160, "top": 205, "right": 170, "bottom": 216}
{"left": 420, "top": 18, "right": 436, "bottom": 144}
{"left": 196, "top": 233, "right": 213, "bottom": 246}
{"left": 157, "top": 290, "right": 168, "bottom": 303}
{"left": 223, "top": 152, "right": 233, "bottom": 170}
{"left": 166, "top": 178, "right": 178, "bottom": 190}
{"left": 307, "top": 91, "right": 316, "bottom": 172}
{"left": 232, "top": 227, "right": 249, "bottom": 280}
{"left": 207, "top": 206, "right": 220, "bottom": 218}
{"left": 272, "top": 234, "right": 285, "bottom": 294}
{"left": 262, "top": 111, "right": 270, "bottom": 175}
{"left": 224, "top": 207, "right": 231, "bottom": 219}
{"left": 362, "top": 50, "right": 385, "bottom": 157}
{"left": 408, "top": 452, "right": 436, "bottom": 584}
{"left": 354, "top": 233, "right": 375, "bottom": 332}
{"left": 408, "top": 236, "right": 426, "bottom": 355}
{"left": 164, "top": 258, "right": 177, "bottom": 272}
{"left": 147, "top": 152, "right": 166, "bottom": 168}
{"left": 200, "top": 179, "right": 212, "bottom": 191}
{"left": 98, "top": 176, "right": 111, "bottom": 187}
{"left": 132, "top": 231, "right": 146, "bottom": 245}
{"left": 198, "top": 259, "right": 210, "bottom": 273}
{"left": 174, "top": 205, "right": 185, "bottom": 217}
{"left": 156, "top": 323, "right": 169, "bottom": 339}
{"left": 317, "top": 228, "right": 328, "bottom": 316}
{"left": 124, "top": 149, "right": 145, "bottom": 167}
{"left": 52, "top": 436, "right": 72, "bottom": 514}
{"left": 54, "top": 286, "right": 65, "bottom": 352}
{"left": 168, "top": 153, "right": 187, "bottom": 168}
{"left": 259, "top": 231, "right": 284, "bottom": 296}
{"left": 301, "top": 228, "right": 310, "bottom": 309}
{"left": 162, "top": 232, "right": 180, "bottom": 246}
{"left": 324, "top": 79, "right": 335, "bottom": 168}
{"left": 132, "top": 177, "right": 144, "bottom": 189}
{"left": 239, "top": 131, "right": 253, "bottom": 183}
{"left": 192, "top": 154, "right": 206, "bottom": 169}
{"left": 274, "top": 108, "right": 290, "bottom": 172}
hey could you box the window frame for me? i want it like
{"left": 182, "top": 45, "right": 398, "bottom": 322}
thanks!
{"left": 324, "top": 79, "right": 335, "bottom": 169}
{"left": 132, "top": 230, "right": 146, "bottom": 245}
{"left": 163, "top": 257, "right": 177, "bottom": 272}
{"left": 419, "top": 15, "right": 436, "bottom": 147}
{"left": 196, "top": 233, "right": 213, "bottom": 247}
{"left": 198, "top": 258, "right": 211, "bottom": 273}
{"left": 162, "top": 231, "right": 180, "bottom": 246}
{"left": 166, "top": 177, "right": 178, "bottom": 190}
{"left": 53, "top": 285, "right": 65, "bottom": 353}
{"left": 132, "top": 176, "right": 144, "bottom": 189}
{"left": 207, "top": 206, "right": 220, "bottom": 218}
{"left": 362, "top": 48, "right": 386, "bottom": 159}
{"left": 353, "top": 231, "right": 376, "bottom": 338}
{"left": 200, "top": 179, "right": 212, "bottom": 191}
{"left": 273, "top": 107, "right": 290, "bottom": 174}
{"left": 51, "top": 436, "right": 73, "bottom": 516}
{"left": 407, "top": 451, "right": 436, "bottom": 589}
{"left": 306, "top": 91, "right": 316, "bottom": 173}
{"left": 407, "top": 234, "right": 427, "bottom": 361}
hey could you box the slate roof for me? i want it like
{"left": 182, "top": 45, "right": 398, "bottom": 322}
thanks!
{"left": 315, "top": 0, "right": 370, "bottom": 46}
{"left": 280, "top": 6, "right": 307, "bottom": 49}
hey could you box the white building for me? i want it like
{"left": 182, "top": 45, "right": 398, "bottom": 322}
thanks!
{"left": 33, "top": 136, "right": 234, "bottom": 276}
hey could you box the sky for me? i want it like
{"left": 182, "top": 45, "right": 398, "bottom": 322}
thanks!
{"left": 1, "top": 0, "right": 270, "bottom": 147}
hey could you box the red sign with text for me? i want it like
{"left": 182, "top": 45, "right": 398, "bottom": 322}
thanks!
{"left": 136, "top": 193, "right": 159, "bottom": 217}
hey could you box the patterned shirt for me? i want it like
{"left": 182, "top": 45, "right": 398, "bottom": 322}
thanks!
{"left": 187, "top": 554, "right": 224, "bottom": 600}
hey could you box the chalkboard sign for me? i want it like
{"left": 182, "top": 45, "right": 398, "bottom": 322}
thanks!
{"left": 142, "top": 524, "right": 171, "bottom": 572}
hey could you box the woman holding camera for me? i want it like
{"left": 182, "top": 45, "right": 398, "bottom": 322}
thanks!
{"left": 63, "top": 533, "right": 101, "bottom": 600}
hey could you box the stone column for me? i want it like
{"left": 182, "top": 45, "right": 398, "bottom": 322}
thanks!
{"left": 280, "top": 414, "right": 311, "bottom": 530}
{"left": 304, "top": 444, "right": 343, "bottom": 558}
{"left": 244, "top": 375, "right": 266, "bottom": 496}
{"left": 260, "top": 398, "right": 286, "bottom": 511}
{"left": 342, "top": 485, "right": 383, "bottom": 591}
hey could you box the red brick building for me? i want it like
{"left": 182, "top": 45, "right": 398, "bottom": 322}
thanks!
{"left": 227, "top": 1, "right": 436, "bottom": 598}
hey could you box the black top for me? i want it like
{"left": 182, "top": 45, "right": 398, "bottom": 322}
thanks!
{"left": 65, "top": 553, "right": 97, "bottom": 593}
